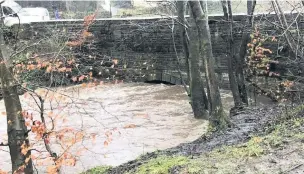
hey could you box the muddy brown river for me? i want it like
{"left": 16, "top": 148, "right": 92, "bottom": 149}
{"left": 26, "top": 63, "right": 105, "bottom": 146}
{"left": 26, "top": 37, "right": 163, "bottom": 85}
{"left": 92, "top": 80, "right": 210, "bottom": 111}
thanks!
{"left": 0, "top": 83, "right": 235, "bottom": 173}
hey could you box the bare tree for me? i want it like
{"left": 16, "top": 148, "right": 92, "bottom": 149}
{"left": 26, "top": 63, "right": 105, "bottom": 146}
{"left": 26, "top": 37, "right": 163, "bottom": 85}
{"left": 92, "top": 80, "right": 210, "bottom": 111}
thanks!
{"left": 237, "top": 0, "right": 256, "bottom": 105}
{"left": 272, "top": 0, "right": 303, "bottom": 59}
{"left": 188, "top": 18, "right": 209, "bottom": 119}
{"left": 65, "top": 1, "right": 72, "bottom": 12}
{"left": 188, "top": 0, "right": 227, "bottom": 127}
{"left": 221, "top": 0, "right": 256, "bottom": 109}
{"left": 0, "top": 4, "right": 33, "bottom": 173}
{"left": 176, "top": 1, "right": 191, "bottom": 89}
{"left": 221, "top": 0, "right": 243, "bottom": 108}
{"left": 177, "top": 1, "right": 208, "bottom": 119}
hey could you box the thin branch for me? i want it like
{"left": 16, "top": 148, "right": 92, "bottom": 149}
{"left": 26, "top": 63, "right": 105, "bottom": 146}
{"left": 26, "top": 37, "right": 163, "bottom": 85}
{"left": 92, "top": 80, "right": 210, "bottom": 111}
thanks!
{"left": 0, "top": 142, "right": 8, "bottom": 146}
{"left": 170, "top": 15, "right": 190, "bottom": 95}
{"left": 10, "top": 38, "right": 45, "bottom": 58}
{"left": 272, "top": 0, "right": 303, "bottom": 58}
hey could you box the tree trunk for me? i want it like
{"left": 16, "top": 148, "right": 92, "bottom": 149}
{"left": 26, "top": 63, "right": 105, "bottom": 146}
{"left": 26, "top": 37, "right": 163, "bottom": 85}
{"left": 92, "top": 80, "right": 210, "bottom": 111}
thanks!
{"left": 0, "top": 8, "right": 33, "bottom": 174}
{"left": 177, "top": 1, "right": 208, "bottom": 118}
{"left": 65, "top": 1, "right": 72, "bottom": 12}
{"left": 188, "top": 24, "right": 208, "bottom": 119}
{"left": 0, "top": 64, "right": 33, "bottom": 174}
{"left": 177, "top": 1, "right": 191, "bottom": 83}
{"left": 189, "top": 0, "right": 227, "bottom": 127}
{"left": 176, "top": 1, "right": 191, "bottom": 95}
{"left": 237, "top": 0, "right": 256, "bottom": 105}
{"left": 221, "top": 0, "right": 243, "bottom": 107}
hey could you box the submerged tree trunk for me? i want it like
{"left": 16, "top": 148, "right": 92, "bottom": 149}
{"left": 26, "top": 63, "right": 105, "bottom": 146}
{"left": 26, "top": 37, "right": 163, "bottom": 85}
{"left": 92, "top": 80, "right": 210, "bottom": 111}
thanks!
{"left": 221, "top": 0, "right": 243, "bottom": 108}
{"left": 0, "top": 9, "right": 33, "bottom": 174}
{"left": 189, "top": 0, "right": 227, "bottom": 127}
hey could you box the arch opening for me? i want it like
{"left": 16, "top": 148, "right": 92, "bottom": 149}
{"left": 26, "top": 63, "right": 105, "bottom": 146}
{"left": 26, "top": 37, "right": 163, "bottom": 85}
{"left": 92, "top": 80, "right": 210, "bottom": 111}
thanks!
{"left": 144, "top": 80, "right": 175, "bottom": 85}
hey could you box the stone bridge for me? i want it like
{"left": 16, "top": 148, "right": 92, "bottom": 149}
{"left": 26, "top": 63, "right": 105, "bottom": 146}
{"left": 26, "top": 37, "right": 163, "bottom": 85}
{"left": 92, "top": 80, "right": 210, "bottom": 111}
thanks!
{"left": 17, "top": 13, "right": 298, "bottom": 88}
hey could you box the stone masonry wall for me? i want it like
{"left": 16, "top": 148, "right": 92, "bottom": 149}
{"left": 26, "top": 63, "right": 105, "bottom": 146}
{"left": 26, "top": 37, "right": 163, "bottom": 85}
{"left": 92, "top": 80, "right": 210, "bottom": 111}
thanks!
{"left": 25, "top": 13, "right": 301, "bottom": 87}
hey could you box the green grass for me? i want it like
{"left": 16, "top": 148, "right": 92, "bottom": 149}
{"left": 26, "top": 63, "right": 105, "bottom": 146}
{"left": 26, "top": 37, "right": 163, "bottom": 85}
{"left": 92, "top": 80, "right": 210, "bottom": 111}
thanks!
{"left": 82, "top": 166, "right": 112, "bottom": 174}
{"left": 114, "top": 7, "right": 159, "bottom": 17}
{"left": 184, "top": 111, "right": 304, "bottom": 173}
{"left": 135, "top": 155, "right": 189, "bottom": 174}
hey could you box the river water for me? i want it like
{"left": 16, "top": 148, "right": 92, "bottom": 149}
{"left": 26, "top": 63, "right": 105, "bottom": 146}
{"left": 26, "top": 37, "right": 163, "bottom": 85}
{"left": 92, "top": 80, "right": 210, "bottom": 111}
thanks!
{"left": 0, "top": 83, "right": 234, "bottom": 173}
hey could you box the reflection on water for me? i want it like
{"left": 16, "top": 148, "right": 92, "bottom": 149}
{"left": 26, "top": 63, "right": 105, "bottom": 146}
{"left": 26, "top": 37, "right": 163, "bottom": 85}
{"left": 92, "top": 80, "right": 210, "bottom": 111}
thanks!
{"left": 0, "top": 83, "right": 234, "bottom": 173}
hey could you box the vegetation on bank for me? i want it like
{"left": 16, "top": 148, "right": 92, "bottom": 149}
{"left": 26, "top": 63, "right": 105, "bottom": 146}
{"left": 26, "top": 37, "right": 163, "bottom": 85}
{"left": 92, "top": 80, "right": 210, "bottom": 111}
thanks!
{"left": 83, "top": 166, "right": 112, "bottom": 174}
{"left": 84, "top": 106, "right": 304, "bottom": 174}
{"left": 2, "top": 0, "right": 304, "bottom": 173}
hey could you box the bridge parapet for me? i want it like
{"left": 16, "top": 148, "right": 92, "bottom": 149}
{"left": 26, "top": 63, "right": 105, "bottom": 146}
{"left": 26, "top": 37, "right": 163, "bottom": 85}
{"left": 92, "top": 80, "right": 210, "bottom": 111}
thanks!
{"left": 13, "top": 12, "right": 301, "bottom": 87}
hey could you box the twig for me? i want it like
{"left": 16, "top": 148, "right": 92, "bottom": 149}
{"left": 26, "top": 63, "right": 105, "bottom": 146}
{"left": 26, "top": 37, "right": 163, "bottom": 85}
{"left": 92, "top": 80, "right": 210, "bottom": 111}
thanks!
{"left": 283, "top": 164, "right": 303, "bottom": 173}
{"left": 10, "top": 38, "right": 45, "bottom": 58}
{"left": 0, "top": 142, "right": 8, "bottom": 146}
{"left": 272, "top": 1, "right": 303, "bottom": 58}
{"left": 170, "top": 15, "right": 190, "bottom": 95}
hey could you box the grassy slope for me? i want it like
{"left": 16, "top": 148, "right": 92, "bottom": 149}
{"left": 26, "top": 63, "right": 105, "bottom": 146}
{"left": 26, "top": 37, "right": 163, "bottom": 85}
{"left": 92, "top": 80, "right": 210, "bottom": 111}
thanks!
{"left": 84, "top": 106, "right": 304, "bottom": 174}
{"left": 114, "top": 1, "right": 299, "bottom": 17}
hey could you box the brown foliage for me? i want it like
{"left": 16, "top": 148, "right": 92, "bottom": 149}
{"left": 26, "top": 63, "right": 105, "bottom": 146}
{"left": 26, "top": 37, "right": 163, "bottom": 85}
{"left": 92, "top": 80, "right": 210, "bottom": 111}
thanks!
{"left": 66, "top": 12, "right": 96, "bottom": 47}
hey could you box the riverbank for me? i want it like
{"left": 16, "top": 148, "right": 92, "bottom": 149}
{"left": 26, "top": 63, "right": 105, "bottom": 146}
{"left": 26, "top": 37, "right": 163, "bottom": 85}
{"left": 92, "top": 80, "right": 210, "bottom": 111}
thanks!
{"left": 84, "top": 104, "right": 304, "bottom": 174}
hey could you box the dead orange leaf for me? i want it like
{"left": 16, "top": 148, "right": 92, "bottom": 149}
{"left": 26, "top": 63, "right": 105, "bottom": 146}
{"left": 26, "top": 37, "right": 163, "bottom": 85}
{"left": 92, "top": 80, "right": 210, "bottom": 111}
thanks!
{"left": 46, "top": 165, "right": 58, "bottom": 174}
{"left": 79, "top": 75, "right": 85, "bottom": 81}
{"left": 46, "top": 66, "right": 52, "bottom": 73}
{"left": 72, "top": 76, "right": 78, "bottom": 82}
{"left": 104, "top": 140, "right": 109, "bottom": 147}
{"left": 135, "top": 113, "right": 149, "bottom": 119}
{"left": 91, "top": 133, "right": 96, "bottom": 143}
{"left": 0, "top": 169, "right": 8, "bottom": 174}
{"left": 112, "top": 59, "right": 118, "bottom": 65}
{"left": 123, "top": 124, "right": 137, "bottom": 129}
